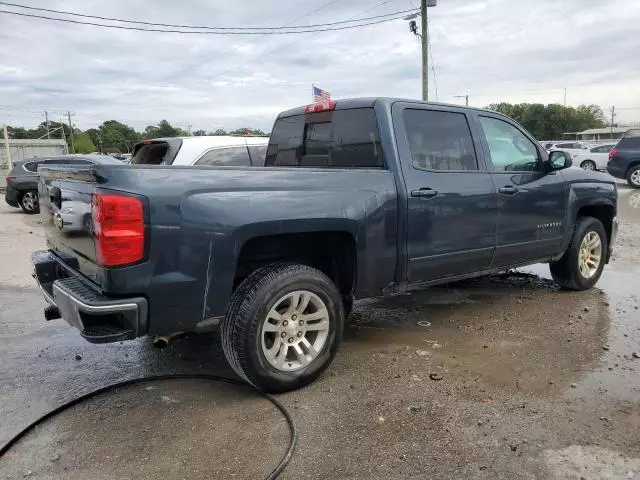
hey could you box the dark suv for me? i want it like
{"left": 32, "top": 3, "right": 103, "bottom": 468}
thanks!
{"left": 607, "top": 136, "right": 640, "bottom": 188}
{"left": 4, "top": 155, "right": 122, "bottom": 214}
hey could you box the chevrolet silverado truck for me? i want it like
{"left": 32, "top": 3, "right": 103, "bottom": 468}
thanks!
{"left": 32, "top": 98, "right": 618, "bottom": 392}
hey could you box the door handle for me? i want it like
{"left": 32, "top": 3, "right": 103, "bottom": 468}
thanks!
{"left": 411, "top": 188, "right": 438, "bottom": 198}
{"left": 498, "top": 185, "right": 518, "bottom": 195}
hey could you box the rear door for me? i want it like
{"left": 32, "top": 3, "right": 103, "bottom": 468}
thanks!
{"left": 475, "top": 113, "right": 567, "bottom": 266}
{"left": 393, "top": 103, "right": 498, "bottom": 282}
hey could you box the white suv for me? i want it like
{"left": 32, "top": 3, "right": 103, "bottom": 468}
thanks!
{"left": 545, "top": 141, "right": 591, "bottom": 156}
{"left": 131, "top": 136, "right": 269, "bottom": 166}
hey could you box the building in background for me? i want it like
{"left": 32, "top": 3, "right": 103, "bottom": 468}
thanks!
{"left": 568, "top": 127, "right": 634, "bottom": 142}
{"left": 0, "top": 138, "right": 67, "bottom": 189}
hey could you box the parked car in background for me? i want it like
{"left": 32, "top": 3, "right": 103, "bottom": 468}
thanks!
{"left": 131, "top": 136, "right": 269, "bottom": 166}
{"left": 607, "top": 136, "right": 640, "bottom": 188}
{"left": 4, "top": 155, "right": 122, "bottom": 214}
{"left": 546, "top": 141, "right": 591, "bottom": 156}
{"left": 571, "top": 143, "right": 616, "bottom": 171}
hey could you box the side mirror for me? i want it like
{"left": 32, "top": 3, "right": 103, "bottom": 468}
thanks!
{"left": 548, "top": 151, "right": 572, "bottom": 170}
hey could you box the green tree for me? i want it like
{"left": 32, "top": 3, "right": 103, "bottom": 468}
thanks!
{"left": 487, "top": 103, "right": 606, "bottom": 139}
{"left": 7, "top": 126, "right": 29, "bottom": 139}
{"left": 142, "top": 120, "right": 187, "bottom": 139}
{"left": 85, "top": 128, "right": 100, "bottom": 148}
{"left": 229, "top": 127, "right": 266, "bottom": 136}
{"left": 99, "top": 120, "right": 140, "bottom": 153}
{"left": 212, "top": 128, "right": 227, "bottom": 136}
{"left": 193, "top": 129, "right": 207, "bottom": 136}
{"left": 73, "top": 132, "right": 96, "bottom": 153}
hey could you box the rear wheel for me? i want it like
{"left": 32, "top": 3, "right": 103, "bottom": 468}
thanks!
{"left": 550, "top": 216, "right": 607, "bottom": 290}
{"left": 222, "top": 263, "right": 344, "bottom": 393}
{"left": 19, "top": 190, "right": 39, "bottom": 214}
{"left": 580, "top": 160, "right": 596, "bottom": 171}
{"left": 627, "top": 165, "right": 640, "bottom": 189}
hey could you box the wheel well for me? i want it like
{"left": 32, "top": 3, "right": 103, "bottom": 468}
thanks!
{"left": 235, "top": 232, "right": 356, "bottom": 295}
{"left": 626, "top": 161, "right": 640, "bottom": 177}
{"left": 577, "top": 204, "right": 614, "bottom": 245}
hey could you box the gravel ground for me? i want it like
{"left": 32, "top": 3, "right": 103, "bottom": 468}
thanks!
{"left": 1, "top": 186, "right": 639, "bottom": 480}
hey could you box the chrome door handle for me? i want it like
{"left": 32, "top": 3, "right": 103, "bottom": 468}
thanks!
{"left": 411, "top": 188, "right": 438, "bottom": 198}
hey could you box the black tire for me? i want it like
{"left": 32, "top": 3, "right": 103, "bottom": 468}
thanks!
{"left": 549, "top": 216, "right": 607, "bottom": 290}
{"left": 222, "top": 263, "right": 344, "bottom": 393}
{"left": 19, "top": 190, "right": 39, "bottom": 214}
{"left": 627, "top": 165, "right": 640, "bottom": 189}
{"left": 580, "top": 160, "right": 596, "bottom": 171}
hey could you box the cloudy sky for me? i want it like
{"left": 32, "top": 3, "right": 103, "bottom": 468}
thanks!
{"left": 1, "top": 0, "right": 639, "bottom": 132}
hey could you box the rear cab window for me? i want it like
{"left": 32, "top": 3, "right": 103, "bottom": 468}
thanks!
{"left": 195, "top": 146, "right": 251, "bottom": 166}
{"left": 265, "top": 107, "right": 384, "bottom": 168}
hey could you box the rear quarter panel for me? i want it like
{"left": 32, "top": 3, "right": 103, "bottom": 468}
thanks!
{"left": 92, "top": 166, "right": 398, "bottom": 334}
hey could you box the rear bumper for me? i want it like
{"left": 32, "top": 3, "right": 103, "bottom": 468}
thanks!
{"left": 606, "top": 163, "right": 626, "bottom": 179}
{"left": 32, "top": 250, "right": 148, "bottom": 343}
{"left": 4, "top": 186, "right": 20, "bottom": 207}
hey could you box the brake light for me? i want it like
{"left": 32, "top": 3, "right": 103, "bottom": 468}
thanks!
{"left": 608, "top": 147, "right": 617, "bottom": 159}
{"left": 304, "top": 101, "right": 336, "bottom": 113}
{"left": 92, "top": 193, "right": 144, "bottom": 267}
{"left": 6, "top": 176, "right": 15, "bottom": 185}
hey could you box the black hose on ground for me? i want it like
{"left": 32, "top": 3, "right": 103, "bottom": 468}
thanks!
{"left": 0, "top": 374, "right": 297, "bottom": 480}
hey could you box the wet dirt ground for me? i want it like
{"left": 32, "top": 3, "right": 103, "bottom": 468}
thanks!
{"left": 1, "top": 185, "right": 639, "bottom": 479}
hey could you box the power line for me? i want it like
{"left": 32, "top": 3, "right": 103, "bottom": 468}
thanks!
{"left": 0, "top": 8, "right": 417, "bottom": 35}
{"left": 0, "top": 1, "right": 417, "bottom": 31}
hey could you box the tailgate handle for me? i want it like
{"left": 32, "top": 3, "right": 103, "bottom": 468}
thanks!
{"left": 50, "top": 187, "right": 62, "bottom": 209}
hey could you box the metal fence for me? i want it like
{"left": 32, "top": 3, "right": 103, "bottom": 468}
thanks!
{"left": 0, "top": 139, "right": 67, "bottom": 190}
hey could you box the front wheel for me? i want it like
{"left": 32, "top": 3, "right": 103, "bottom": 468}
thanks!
{"left": 550, "top": 216, "right": 607, "bottom": 290}
{"left": 19, "top": 190, "right": 39, "bottom": 214}
{"left": 222, "top": 263, "right": 344, "bottom": 393}
{"left": 580, "top": 160, "right": 596, "bottom": 171}
{"left": 627, "top": 165, "right": 640, "bottom": 189}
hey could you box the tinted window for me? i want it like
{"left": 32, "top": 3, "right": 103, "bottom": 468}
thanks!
{"left": 248, "top": 145, "right": 268, "bottom": 166}
{"left": 479, "top": 116, "right": 540, "bottom": 172}
{"left": 195, "top": 146, "right": 251, "bottom": 166}
{"left": 556, "top": 143, "right": 573, "bottom": 149}
{"left": 403, "top": 109, "right": 478, "bottom": 171}
{"left": 266, "top": 108, "right": 384, "bottom": 168}
{"left": 24, "top": 161, "right": 41, "bottom": 172}
{"left": 132, "top": 143, "right": 169, "bottom": 165}
{"left": 618, "top": 137, "right": 640, "bottom": 149}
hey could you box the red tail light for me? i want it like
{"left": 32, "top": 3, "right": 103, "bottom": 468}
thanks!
{"left": 305, "top": 101, "right": 336, "bottom": 113}
{"left": 609, "top": 147, "right": 617, "bottom": 159}
{"left": 92, "top": 193, "right": 144, "bottom": 267}
{"left": 5, "top": 176, "right": 15, "bottom": 185}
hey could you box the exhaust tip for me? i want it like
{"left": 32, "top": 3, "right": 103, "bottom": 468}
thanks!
{"left": 152, "top": 337, "right": 169, "bottom": 349}
{"left": 44, "top": 305, "right": 61, "bottom": 321}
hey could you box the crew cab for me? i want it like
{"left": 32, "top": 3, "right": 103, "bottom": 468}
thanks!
{"left": 32, "top": 98, "right": 618, "bottom": 392}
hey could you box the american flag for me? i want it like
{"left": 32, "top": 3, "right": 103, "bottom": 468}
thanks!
{"left": 312, "top": 85, "right": 331, "bottom": 104}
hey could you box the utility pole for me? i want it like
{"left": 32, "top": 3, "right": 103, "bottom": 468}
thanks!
{"left": 45, "top": 111, "right": 51, "bottom": 139}
{"left": 421, "top": 0, "right": 429, "bottom": 101}
{"left": 3, "top": 124, "right": 12, "bottom": 170}
{"left": 610, "top": 106, "right": 616, "bottom": 134}
{"left": 187, "top": 125, "right": 192, "bottom": 136}
{"left": 563, "top": 88, "right": 567, "bottom": 108}
{"left": 67, "top": 111, "right": 75, "bottom": 154}
{"left": 60, "top": 118, "right": 68, "bottom": 154}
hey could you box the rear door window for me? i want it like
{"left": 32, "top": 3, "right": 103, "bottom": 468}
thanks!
{"left": 266, "top": 108, "right": 384, "bottom": 168}
{"left": 403, "top": 109, "right": 478, "bottom": 171}
{"left": 23, "top": 161, "right": 42, "bottom": 172}
{"left": 195, "top": 146, "right": 251, "bottom": 166}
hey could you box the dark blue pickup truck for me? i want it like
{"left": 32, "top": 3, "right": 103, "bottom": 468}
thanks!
{"left": 32, "top": 98, "right": 618, "bottom": 392}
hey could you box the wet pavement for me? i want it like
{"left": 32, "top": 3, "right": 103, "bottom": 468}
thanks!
{"left": 1, "top": 186, "right": 639, "bottom": 479}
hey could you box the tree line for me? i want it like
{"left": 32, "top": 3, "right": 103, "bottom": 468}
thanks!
{"left": 6, "top": 119, "right": 267, "bottom": 154}
{"left": 487, "top": 103, "right": 607, "bottom": 140}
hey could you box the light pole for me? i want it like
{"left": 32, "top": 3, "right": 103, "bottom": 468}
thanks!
{"left": 454, "top": 94, "right": 469, "bottom": 107}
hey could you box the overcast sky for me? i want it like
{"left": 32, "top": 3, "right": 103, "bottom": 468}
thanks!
{"left": 1, "top": 0, "right": 639, "bottom": 132}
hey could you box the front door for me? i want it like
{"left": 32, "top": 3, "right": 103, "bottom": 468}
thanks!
{"left": 394, "top": 104, "right": 498, "bottom": 282}
{"left": 475, "top": 114, "right": 568, "bottom": 267}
